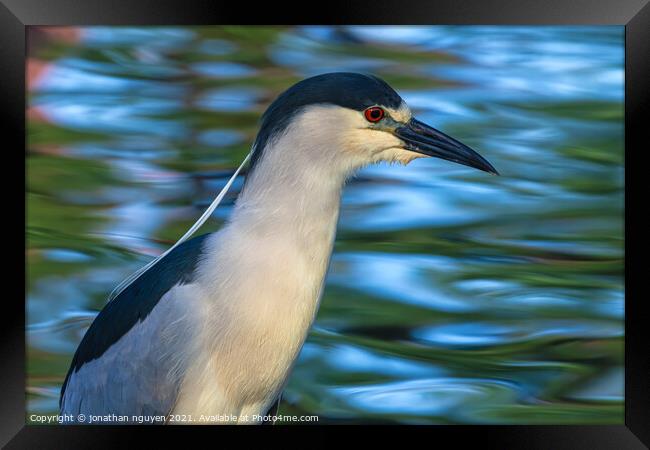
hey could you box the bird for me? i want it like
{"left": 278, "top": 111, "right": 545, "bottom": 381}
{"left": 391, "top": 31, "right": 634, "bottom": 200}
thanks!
{"left": 59, "top": 72, "right": 497, "bottom": 424}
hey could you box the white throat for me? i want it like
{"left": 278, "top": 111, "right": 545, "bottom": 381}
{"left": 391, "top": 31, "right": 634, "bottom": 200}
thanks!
{"left": 185, "top": 125, "right": 347, "bottom": 416}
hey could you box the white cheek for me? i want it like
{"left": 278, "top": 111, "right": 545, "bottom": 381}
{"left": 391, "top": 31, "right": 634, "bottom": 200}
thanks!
{"left": 341, "top": 128, "right": 425, "bottom": 165}
{"left": 285, "top": 105, "right": 422, "bottom": 170}
{"left": 341, "top": 128, "right": 402, "bottom": 155}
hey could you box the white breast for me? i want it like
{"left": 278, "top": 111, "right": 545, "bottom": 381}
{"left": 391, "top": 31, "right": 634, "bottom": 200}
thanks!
{"left": 171, "top": 216, "right": 338, "bottom": 420}
{"left": 172, "top": 150, "right": 344, "bottom": 421}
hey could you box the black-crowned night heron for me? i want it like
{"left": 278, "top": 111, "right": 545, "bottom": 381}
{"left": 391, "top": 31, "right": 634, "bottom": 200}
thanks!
{"left": 60, "top": 72, "right": 497, "bottom": 424}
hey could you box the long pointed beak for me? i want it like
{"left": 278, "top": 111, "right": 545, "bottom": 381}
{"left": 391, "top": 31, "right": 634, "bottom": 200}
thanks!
{"left": 395, "top": 118, "right": 499, "bottom": 175}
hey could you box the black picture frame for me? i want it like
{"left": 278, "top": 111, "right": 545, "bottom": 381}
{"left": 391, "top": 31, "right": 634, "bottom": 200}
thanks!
{"left": 3, "top": 0, "right": 648, "bottom": 447}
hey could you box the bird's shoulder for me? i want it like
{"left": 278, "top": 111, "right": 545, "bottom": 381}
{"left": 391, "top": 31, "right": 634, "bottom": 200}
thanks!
{"left": 60, "top": 233, "right": 212, "bottom": 406}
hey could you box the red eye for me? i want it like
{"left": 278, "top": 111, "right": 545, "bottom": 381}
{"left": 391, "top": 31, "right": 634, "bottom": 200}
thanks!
{"left": 364, "top": 106, "right": 385, "bottom": 123}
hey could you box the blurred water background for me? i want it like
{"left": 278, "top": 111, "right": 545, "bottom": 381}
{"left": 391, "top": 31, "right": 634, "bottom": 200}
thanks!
{"left": 26, "top": 26, "right": 624, "bottom": 424}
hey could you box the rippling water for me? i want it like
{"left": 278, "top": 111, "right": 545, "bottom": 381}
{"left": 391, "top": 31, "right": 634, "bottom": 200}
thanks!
{"left": 26, "top": 26, "right": 624, "bottom": 424}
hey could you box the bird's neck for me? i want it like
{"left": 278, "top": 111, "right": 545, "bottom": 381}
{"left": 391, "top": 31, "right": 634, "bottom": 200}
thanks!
{"left": 229, "top": 171, "right": 343, "bottom": 257}
{"left": 229, "top": 138, "right": 350, "bottom": 248}
{"left": 206, "top": 138, "right": 347, "bottom": 320}
{"left": 193, "top": 139, "right": 351, "bottom": 407}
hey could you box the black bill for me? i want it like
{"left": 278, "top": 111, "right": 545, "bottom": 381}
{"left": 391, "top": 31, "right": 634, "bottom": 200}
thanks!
{"left": 395, "top": 118, "right": 498, "bottom": 175}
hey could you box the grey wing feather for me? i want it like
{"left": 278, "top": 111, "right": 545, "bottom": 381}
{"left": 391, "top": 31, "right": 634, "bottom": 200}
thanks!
{"left": 60, "top": 234, "right": 210, "bottom": 423}
{"left": 60, "top": 285, "right": 192, "bottom": 423}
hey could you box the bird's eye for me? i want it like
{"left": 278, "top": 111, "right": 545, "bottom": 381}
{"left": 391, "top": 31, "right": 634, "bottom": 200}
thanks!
{"left": 364, "top": 106, "right": 385, "bottom": 123}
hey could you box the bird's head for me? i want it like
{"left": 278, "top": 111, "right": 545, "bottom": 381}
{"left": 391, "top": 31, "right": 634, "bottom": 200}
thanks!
{"left": 248, "top": 72, "right": 497, "bottom": 182}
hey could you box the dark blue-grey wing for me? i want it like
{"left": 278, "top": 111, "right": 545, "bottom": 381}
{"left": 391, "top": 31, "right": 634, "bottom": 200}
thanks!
{"left": 60, "top": 233, "right": 211, "bottom": 419}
